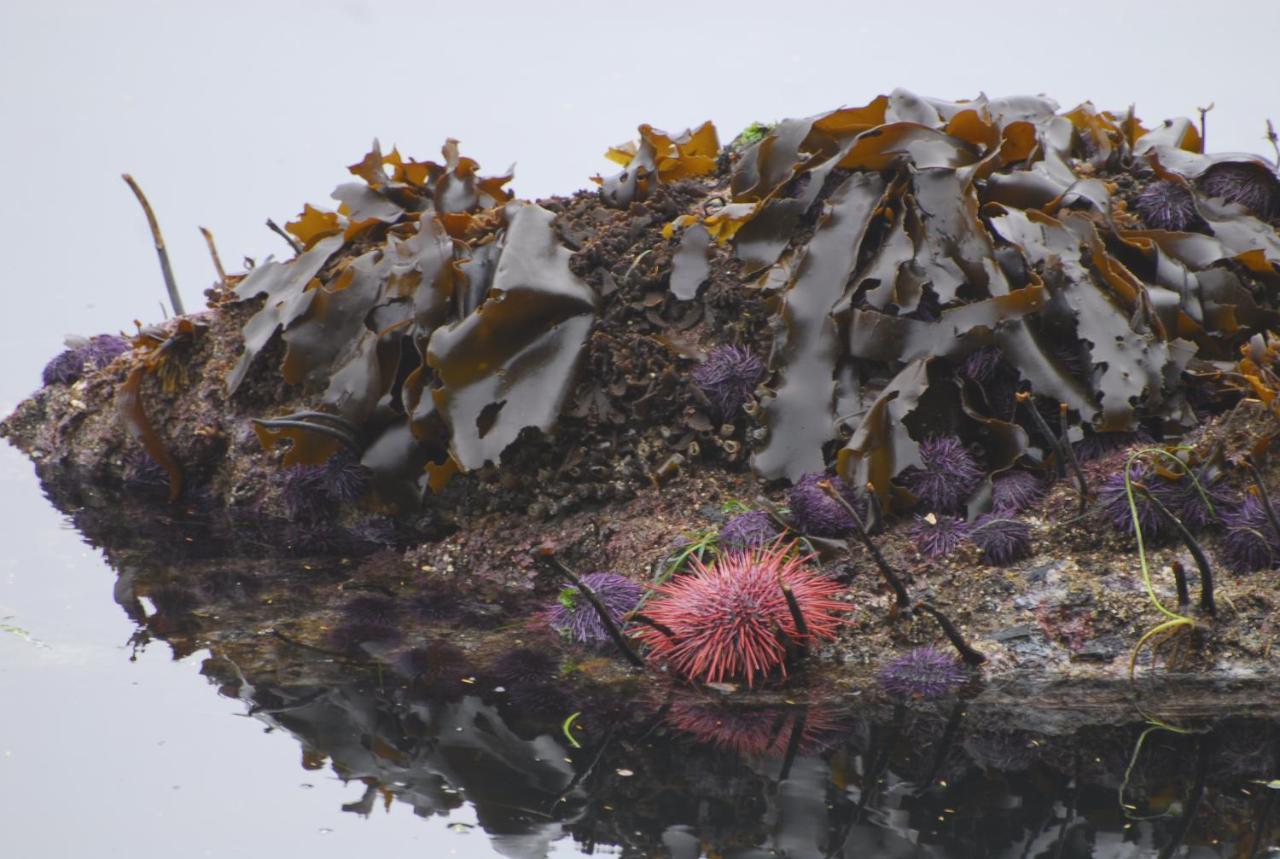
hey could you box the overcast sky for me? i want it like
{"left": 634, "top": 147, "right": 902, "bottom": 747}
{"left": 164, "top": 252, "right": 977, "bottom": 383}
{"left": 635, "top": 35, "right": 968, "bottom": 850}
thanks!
{"left": 2, "top": 0, "right": 1278, "bottom": 410}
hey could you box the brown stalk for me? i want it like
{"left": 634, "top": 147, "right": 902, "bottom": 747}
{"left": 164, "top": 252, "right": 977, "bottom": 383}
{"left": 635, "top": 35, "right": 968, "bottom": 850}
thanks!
{"left": 199, "top": 226, "right": 227, "bottom": 286}
{"left": 817, "top": 480, "right": 912, "bottom": 611}
{"left": 266, "top": 218, "right": 303, "bottom": 254}
{"left": 915, "top": 601, "right": 987, "bottom": 665}
{"left": 122, "top": 174, "right": 185, "bottom": 316}
{"left": 539, "top": 551, "right": 644, "bottom": 668}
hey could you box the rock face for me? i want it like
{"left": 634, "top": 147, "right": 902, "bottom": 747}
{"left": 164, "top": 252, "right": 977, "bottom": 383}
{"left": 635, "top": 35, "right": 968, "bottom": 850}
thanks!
{"left": 6, "top": 90, "right": 1280, "bottom": 691}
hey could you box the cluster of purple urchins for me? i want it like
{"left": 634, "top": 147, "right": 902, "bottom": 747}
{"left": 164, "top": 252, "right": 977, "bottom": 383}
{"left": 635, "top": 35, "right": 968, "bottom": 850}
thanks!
{"left": 279, "top": 450, "right": 372, "bottom": 520}
{"left": 1198, "top": 161, "right": 1278, "bottom": 218}
{"left": 691, "top": 345, "right": 766, "bottom": 420}
{"left": 878, "top": 646, "right": 967, "bottom": 699}
{"left": 1134, "top": 180, "right": 1201, "bottom": 232}
{"left": 1220, "top": 494, "right": 1280, "bottom": 573}
{"left": 902, "top": 435, "right": 983, "bottom": 514}
{"left": 719, "top": 509, "right": 781, "bottom": 550}
{"left": 41, "top": 335, "right": 129, "bottom": 386}
{"left": 787, "top": 472, "right": 864, "bottom": 537}
{"left": 547, "top": 572, "right": 643, "bottom": 646}
{"left": 1099, "top": 461, "right": 1227, "bottom": 539}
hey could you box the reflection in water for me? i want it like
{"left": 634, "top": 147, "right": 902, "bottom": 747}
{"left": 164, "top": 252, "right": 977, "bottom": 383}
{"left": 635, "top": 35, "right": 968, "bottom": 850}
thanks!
{"left": 41, "top": 484, "right": 1280, "bottom": 857}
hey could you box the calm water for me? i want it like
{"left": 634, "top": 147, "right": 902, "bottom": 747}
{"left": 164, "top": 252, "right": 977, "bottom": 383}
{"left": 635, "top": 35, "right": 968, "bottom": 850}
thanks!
{"left": 1, "top": 440, "right": 1277, "bottom": 858}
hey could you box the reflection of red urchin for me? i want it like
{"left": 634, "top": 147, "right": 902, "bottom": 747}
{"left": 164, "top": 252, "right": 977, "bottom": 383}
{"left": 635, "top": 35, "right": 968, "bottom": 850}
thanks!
{"left": 636, "top": 542, "right": 850, "bottom": 687}
{"left": 664, "top": 694, "right": 851, "bottom": 758}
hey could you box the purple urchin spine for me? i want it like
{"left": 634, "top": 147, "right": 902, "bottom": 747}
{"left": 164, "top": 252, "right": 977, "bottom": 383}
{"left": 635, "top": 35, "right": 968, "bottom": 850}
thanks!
{"left": 969, "top": 515, "right": 1032, "bottom": 566}
{"left": 41, "top": 334, "right": 130, "bottom": 387}
{"left": 960, "top": 346, "right": 1005, "bottom": 384}
{"left": 1220, "top": 494, "right": 1280, "bottom": 574}
{"left": 719, "top": 509, "right": 782, "bottom": 550}
{"left": 691, "top": 345, "right": 766, "bottom": 420}
{"left": 1099, "top": 462, "right": 1174, "bottom": 539}
{"left": 1169, "top": 466, "right": 1231, "bottom": 533}
{"left": 787, "top": 472, "right": 860, "bottom": 537}
{"left": 990, "top": 470, "right": 1045, "bottom": 515}
{"left": 903, "top": 435, "right": 983, "bottom": 514}
{"left": 546, "top": 572, "right": 643, "bottom": 646}
{"left": 1198, "top": 161, "right": 1277, "bottom": 218}
{"left": 1134, "top": 180, "right": 1200, "bottom": 232}
{"left": 878, "top": 646, "right": 967, "bottom": 699}
{"left": 910, "top": 514, "right": 970, "bottom": 559}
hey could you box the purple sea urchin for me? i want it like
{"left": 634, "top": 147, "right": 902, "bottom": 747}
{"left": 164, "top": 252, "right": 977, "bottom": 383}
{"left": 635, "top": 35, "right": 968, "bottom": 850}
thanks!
{"left": 1220, "top": 494, "right": 1280, "bottom": 573}
{"left": 41, "top": 334, "right": 129, "bottom": 386}
{"left": 787, "top": 472, "right": 859, "bottom": 537}
{"left": 330, "top": 594, "right": 401, "bottom": 649}
{"left": 909, "top": 514, "right": 970, "bottom": 559}
{"left": 719, "top": 509, "right": 781, "bottom": 550}
{"left": 1134, "top": 180, "right": 1200, "bottom": 232}
{"left": 1099, "top": 462, "right": 1174, "bottom": 539}
{"left": 547, "top": 572, "right": 643, "bottom": 646}
{"left": 960, "top": 346, "right": 1005, "bottom": 383}
{"left": 903, "top": 435, "right": 983, "bottom": 514}
{"left": 1073, "top": 429, "right": 1152, "bottom": 462}
{"left": 969, "top": 515, "right": 1032, "bottom": 566}
{"left": 279, "top": 451, "right": 373, "bottom": 520}
{"left": 691, "top": 345, "right": 766, "bottom": 420}
{"left": 991, "top": 470, "right": 1045, "bottom": 515}
{"left": 1168, "top": 466, "right": 1231, "bottom": 532}
{"left": 878, "top": 646, "right": 966, "bottom": 699}
{"left": 1199, "top": 161, "right": 1277, "bottom": 218}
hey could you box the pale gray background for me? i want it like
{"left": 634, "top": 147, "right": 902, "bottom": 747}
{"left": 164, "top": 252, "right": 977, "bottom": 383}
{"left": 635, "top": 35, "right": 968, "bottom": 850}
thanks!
{"left": 2, "top": 1, "right": 1278, "bottom": 856}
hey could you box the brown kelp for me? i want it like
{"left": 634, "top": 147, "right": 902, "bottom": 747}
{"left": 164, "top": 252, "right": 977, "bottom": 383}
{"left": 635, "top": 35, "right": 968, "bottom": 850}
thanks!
{"left": 222, "top": 93, "right": 1280, "bottom": 519}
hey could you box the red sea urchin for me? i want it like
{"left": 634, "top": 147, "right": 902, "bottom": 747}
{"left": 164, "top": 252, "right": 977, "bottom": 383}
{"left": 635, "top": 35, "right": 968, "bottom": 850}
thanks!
{"left": 635, "top": 543, "right": 849, "bottom": 687}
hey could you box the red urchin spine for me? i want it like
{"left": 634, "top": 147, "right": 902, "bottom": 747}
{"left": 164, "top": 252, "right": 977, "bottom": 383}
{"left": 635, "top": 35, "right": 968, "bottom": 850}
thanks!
{"left": 635, "top": 541, "right": 850, "bottom": 687}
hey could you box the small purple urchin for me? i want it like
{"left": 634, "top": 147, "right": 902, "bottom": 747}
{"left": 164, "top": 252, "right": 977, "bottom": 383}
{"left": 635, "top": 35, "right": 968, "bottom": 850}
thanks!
{"left": 903, "top": 435, "right": 983, "bottom": 514}
{"left": 279, "top": 451, "right": 372, "bottom": 520}
{"left": 1099, "top": 462, "right": 1175, "bottom": 539}
{"left": 991, "top": 470, "right": 1045, "bottom": 515}
{"left": 909, "top": 514, "right": 970, "bottom": 559}
{"left": 970, "top": 515, "right": 1032, "bottom": 566}
{"left": 41, "top": 334, "right": 129, "bottom": 387}
{"left": 1134, "top": 180, "right": 1200, "bottom": 232}
{"left": 1220, "top": 494, "right": 1280, "bottom": 574}
{"left": 1198, "top": 162, "right": 1277, "bottom": 218}
{"left": 787, "top": 472, "right": 860, "bottom": 537}
{"left": 960, "top": 346, "right": 1005, "bottom": 383}
{"left": 331, "top": 594, "right": 402, "bottom": 650}
{"left": 878, "top": 646, "right": 967, "bottom": 699}
{"left": 1167, "top": 466, "right": 1232, "bottom": 532}
{"left": 719, "top": 509, "right": 782, "bottom": 550}
{"left": 691, "top": 345, "right": 766, "bottom": 420}
{"left": 547, "top": 572, "right": 643, "bottom": 646}
{"left": 1073, "top": 429, "right": 1152, "bottom": 462}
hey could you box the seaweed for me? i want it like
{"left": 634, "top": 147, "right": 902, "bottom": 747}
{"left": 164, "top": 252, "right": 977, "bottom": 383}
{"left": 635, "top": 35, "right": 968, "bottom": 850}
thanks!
{"left": 215, "top": 92, "right": 1280, "bottom": 517}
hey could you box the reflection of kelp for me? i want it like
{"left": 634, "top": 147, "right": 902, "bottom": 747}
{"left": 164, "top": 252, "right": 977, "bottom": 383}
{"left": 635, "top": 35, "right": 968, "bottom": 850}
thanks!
{"left": 97, "top": 524, "right": 1279, "bottom": 859}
